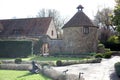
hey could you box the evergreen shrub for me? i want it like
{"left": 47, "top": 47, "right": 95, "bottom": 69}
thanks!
{"left": 94, "top": 53, "right": 104, "bottom": 58}
{"left": 103, "top": 51, "right": 112, "bottom": 58}
{"left": 115, "top": 62, "right": 120, "bottom": 77}
{"left": 56, "top": 60, "right": 62, "bottom": 66}
{"left": 15, "top": 58, "right": 22, "bottom": 64}
{"left": 0, "top": 41, "right": 32, "bottom": 58}
{"left": 0, "top": 61, "right": 2, "bottom": 64}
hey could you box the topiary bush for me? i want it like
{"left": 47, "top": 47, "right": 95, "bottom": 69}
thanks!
{"left": 103, "top": 51, "right": 112, "bottom": 59}
{"left": 115, "top": 62, "right": 120, "bottom": 77}
{"left": 0, "top": 61, "right": 2, "bottom": 64}
{"left": 97, "top": 43, "right": 105, "bottom": 53}
{"left": 15, "top": 58, "right": 22, "bottom": 64}
{"left": 56, "top": 60, "right": 62, "bottom": 66}
{"left": 98, "top": 44, "right": 105, "bottom": 48}
{"left": 105, "top": 48, "right": 111, "bottom": 52}
{"left": 94, "top": 53, "right": 104, "bottom": 58}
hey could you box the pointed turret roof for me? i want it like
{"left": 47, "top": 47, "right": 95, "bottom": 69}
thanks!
{"left": 62, "top": 5, "right": 95, "bottom": 28}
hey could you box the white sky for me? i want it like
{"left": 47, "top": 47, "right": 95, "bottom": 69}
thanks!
{"left": 0, "top": 0, "right": 115, "bottom": 20}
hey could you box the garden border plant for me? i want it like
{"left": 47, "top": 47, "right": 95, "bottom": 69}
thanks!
{"left": 14, "top": 58, "right": 22, "bottom": 64}
{"left": 56, "top": 58, "right": 102, "bottom": 66}
{"left": 115, "top": 62, "right": 120, "bottom": 78}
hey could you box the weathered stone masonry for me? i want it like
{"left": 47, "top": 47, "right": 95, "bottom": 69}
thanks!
{"left": 62, "top": 5, "right": 98, "bottom": 53}
{"left": 63, "top": 27, "right": 98, "bottom": 53}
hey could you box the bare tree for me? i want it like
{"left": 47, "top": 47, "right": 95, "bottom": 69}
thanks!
{"left": 94, "top": 8, "right": 115, "bottom": 43}
{"left": 36, "top": 9, "right": 67, "bottom": 38}
{"left": 94, "top": 8, "right": 114, "bottom": 29}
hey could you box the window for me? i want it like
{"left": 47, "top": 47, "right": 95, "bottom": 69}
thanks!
{"left": 83, "top": 26, "right": 89, "bottom": 34}
{"left": 12, "top": 29, "right": 23, "bottom": 35}
{"left": 51, "top": 30, "right": 54, "bottom": 36}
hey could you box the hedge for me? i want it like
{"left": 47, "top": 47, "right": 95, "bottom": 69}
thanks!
{"left": 0, "top": 41, "right": 32, "bottom": 58}
{"left": 103, "top": 42, "right": 120, "bottom": 51}
{"left": 115, "top": 62, "right": 120, "bottom": 77}
{"left": 33, "top": 40, "right": 43, "bottom": 54}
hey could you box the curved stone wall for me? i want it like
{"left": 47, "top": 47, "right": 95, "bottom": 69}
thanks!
{"left": 63, "top": 26, "right": 98, "bottom": 53}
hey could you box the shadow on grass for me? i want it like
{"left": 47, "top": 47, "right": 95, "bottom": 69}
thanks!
{"left": 17, "top": 72, "right": 52, "bottom": 80}
{"left": 110, "top": 72, "right": 120, "bottom": 80}
{"left": 17, "top": 72, "right": 33, "bottom": 78}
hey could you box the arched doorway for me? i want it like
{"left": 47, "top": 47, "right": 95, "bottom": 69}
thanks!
{"left": 41, "top": 43, "right": 49, "bottom": 56}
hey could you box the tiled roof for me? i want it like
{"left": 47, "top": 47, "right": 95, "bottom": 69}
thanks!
{"left": 0, "top": 17, "right": 52, "bottom": 36}
{"left": 62, "top": 10, "right": 95, "bottom": 28}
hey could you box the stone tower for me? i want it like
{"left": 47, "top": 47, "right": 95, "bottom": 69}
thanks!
{"left": 62, "top": 5, "right": 98, "bottom": 53}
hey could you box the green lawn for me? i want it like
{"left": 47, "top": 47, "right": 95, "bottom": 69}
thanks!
{"left": 30, "top": 56, "right": 83, "bottom": 61}
{"left": 0, "top": 70, "right": 51, "bottom": 80}
{"left": 0, "top": 56, "right": 83, "bottom": 61}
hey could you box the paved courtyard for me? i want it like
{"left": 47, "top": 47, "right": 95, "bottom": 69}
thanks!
{"left": 53, "top": 56, "right": 120, "bottom": 80}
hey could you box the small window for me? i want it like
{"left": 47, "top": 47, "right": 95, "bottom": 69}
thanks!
{"left": 51, "top": 30, "right": 54, "bottom": 36}
{"left": 12, "top": 29, "right": 23, "bottom": 35}
{"left": 83, "top": 26, "right": 89, "bottom": 34}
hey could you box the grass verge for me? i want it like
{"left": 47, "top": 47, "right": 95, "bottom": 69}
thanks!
{"left": 30, "top": 56, "right": 83, "bottom": 61}
{"left": 0, "top": 56, "right": 83, "bottom": 61}
{"left": 0, "top": 70, "right": 51, "bottom": 80}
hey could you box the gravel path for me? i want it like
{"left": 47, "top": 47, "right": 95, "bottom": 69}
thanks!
{"left": 53, "top": 56, "right": 120, "bottom": 80}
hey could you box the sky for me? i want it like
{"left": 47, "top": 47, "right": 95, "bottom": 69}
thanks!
{"left": 0, "top": 0, "right": 116, "bottom": 20}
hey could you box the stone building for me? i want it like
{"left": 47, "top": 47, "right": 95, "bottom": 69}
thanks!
{"left": 0, "top": 17, "right": 57, "bottom": 39}
{"left": 0, "top": 5, "right": 98, "bottom": 56}
{"left": 0, "top": 17, "right": 58, "bottom": 55}
{"left": 62, "top": 5, "right": 98, "bottom": 53}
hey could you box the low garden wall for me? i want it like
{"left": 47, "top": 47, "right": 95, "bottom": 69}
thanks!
{"left": 0, "top": 64, "right": 31, "bottom": 70}
{"left": 0, "top": 60, "right": 85, "bottom": 80}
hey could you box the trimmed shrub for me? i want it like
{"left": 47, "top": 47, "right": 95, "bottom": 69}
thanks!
{"left": 0, "top": 41, "right": 32, "bottom": 58}
{"left": 105, "top": 48, "right": 111, "bottom": 52}
{"left": 98, "top": 44, "right": 105, "bottom": 48}
{"left": 15, "top": 58, "right": 22, "bottom": 64}
{"left": 97, "top": 43, "right": 105, "bottom": 53}
{"left": 56, "top": 60, "right": 62, "bottom": 66}
{"left": 115, "top": 62, "right": 120, "bottom": 77}
{"left": 0, "top": 61, "right": 2, "bottom": 64}
{"left": 94, "top": 53, "right": 103, "bottom": 58}
{"left": 103, "top": 51, "right": 112, "bottom": 58}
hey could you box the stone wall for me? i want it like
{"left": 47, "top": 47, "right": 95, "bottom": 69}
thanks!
{"left": 48, "top": 39, "right": 64, "bottom": 53}
{"left": 63, "top": 26, "right": 98, "bottom": 53}
{"left": 41, "top": 36, "right": 64, "bottom": 54}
